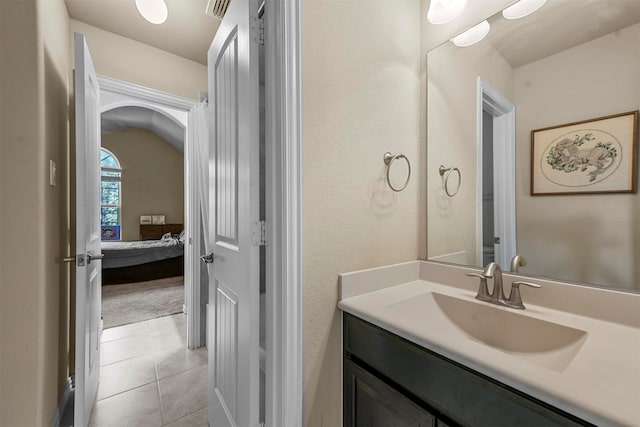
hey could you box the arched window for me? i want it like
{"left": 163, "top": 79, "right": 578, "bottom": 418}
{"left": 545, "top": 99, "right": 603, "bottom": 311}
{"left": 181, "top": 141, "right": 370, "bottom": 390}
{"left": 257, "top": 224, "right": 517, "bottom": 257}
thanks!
{"left": 100, "top": 148, "right": 122, "bottom": 240}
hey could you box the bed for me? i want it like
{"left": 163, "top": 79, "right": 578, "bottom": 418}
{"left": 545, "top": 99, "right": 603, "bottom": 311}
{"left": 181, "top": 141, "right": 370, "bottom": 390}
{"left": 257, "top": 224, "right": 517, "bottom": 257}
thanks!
{"left": 101, "top": 224, "right": 184, "bottom": 285}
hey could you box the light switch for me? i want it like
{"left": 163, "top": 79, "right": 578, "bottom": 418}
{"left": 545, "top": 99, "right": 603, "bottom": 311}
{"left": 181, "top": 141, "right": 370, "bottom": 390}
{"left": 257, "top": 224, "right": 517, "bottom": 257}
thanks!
{"left": 49, "top": 160, "right": 57, "bottom": 186}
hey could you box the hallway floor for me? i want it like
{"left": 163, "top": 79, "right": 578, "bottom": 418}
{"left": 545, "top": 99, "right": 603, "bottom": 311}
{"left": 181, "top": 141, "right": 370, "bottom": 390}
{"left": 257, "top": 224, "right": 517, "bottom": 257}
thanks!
{"left": 90, "top": 313, "right": 208, "bottom": 427}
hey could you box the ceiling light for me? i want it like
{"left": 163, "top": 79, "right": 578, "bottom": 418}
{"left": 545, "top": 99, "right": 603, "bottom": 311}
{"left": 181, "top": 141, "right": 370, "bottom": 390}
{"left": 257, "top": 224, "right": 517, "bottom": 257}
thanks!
{"left": 135, "top": 0, "right": 168, "bottom": 24}
{"left": 502, "top": 0, "right": 547, "bottom": 20}
{"left": 452, "top": 20, "right": 491, "bottom": 47}
{"left": 427, "top": 0, "right": 468, "bottom": 25}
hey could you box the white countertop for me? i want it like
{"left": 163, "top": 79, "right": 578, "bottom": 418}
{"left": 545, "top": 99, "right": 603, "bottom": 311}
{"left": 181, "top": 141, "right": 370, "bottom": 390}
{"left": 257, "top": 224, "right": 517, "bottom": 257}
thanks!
{"left": 338, "top": 261, "right": 640, "bottom": 427}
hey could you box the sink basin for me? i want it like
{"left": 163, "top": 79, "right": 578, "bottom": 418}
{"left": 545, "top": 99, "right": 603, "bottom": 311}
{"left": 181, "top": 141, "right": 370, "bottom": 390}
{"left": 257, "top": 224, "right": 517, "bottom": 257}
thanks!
{"left": 386, "top": 292, "right": 587, "bottom": 371}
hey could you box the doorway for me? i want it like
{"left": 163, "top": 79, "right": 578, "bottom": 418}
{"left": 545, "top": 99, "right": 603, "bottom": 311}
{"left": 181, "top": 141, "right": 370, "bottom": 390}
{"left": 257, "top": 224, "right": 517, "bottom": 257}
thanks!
{"left": 88, "top": 76, "right": 208, "bottom": 425}
{"left": 476, "top": 77, "right": 517, "bottom": 268}
{"left": 98, "top": 75, "right": 203, "bottom": 343}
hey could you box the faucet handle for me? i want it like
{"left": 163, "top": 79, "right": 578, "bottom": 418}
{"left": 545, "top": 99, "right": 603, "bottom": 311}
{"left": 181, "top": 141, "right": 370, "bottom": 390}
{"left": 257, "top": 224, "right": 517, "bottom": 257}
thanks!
{"left": 504, "top": 281, "right": 542, "bottom": 309}
{"left": 465, "top": 272, "right": 492, "bottom": 302}
{"left": 513, "top": 281, "right": 542, "bottom": 289}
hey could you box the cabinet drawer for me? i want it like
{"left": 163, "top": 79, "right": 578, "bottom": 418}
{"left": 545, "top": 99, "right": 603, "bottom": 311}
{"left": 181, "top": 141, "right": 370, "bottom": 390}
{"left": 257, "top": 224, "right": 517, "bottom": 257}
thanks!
{"left": 344, "top": 314, "right": 591, "bottom": 427}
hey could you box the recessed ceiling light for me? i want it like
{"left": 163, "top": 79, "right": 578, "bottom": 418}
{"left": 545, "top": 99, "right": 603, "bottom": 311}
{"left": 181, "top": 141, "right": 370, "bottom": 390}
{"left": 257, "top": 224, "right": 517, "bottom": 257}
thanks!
{"left": 427, "top": 0, "right": 468, "bottom": 25}
{"left": 502, "top": 0, "right": 547, "bottom": 20}
{"left": 452, "top": 20, "right": 491, "bottom": 47}
{"left": 135, "top": 0, "right": 168, "bottom": 25}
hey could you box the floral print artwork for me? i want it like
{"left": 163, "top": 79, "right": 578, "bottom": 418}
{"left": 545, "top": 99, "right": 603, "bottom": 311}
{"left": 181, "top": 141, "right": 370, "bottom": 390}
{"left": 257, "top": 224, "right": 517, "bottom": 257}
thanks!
{"left": 541, "top": 129, "right": 622, "bottom": 187}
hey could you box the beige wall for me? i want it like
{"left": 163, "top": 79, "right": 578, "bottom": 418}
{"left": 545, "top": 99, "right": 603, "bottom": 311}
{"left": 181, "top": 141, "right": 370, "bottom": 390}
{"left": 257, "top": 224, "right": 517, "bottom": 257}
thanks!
{"left": 71, "top": 20, "right": 207, "bottom": 100}
{"left": 0, "top": 0, "right": 72, "bottom": 425}
{"left": 102, "top": 129, "right": 184, "bottom": 241}
{"left": 427, "top": 38, "right": 513, "bottom": 264}
{"left": 514, "top": 23, "right": 640, "bottom": 290}
{"left": 302, "top": 0, "right": 422, "bottom": 425}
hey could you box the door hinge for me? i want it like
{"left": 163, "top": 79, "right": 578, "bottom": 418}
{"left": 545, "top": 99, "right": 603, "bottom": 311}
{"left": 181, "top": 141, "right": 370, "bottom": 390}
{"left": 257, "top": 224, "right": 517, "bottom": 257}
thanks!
{"left": 251, "top": 220, "right": 268, "bottom": 246}
{"left": 252, "top": 16, "right": 264, "bottom": 45}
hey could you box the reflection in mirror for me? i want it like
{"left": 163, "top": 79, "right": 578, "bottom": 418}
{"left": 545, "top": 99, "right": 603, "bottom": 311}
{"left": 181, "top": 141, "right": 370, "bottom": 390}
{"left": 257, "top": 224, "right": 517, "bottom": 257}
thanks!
{"left": 427, "top": 0, "right": 640, "bottom": 291}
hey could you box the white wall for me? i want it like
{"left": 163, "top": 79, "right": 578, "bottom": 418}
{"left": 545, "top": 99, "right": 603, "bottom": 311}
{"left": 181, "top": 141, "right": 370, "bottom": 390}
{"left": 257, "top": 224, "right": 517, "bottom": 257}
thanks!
{"left": 71, "top": 20, "right": 207, "bottom": 100}
{"left": 302, "top": 0, "right": 422, "bottom": 424}
{"left": 514, "top": 23, "right": 640, "bottom": 289}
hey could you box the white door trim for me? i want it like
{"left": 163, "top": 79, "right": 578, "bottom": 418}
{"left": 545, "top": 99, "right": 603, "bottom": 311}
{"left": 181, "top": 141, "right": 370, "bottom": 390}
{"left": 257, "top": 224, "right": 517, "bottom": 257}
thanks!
{"left": 265, "top": 0, "right": 304, "bottom": 425}
{"left": 97, "top": 76, "right": 203, "bottom": 348}
{"left": 98, "top": 75, "right": 196, "bottom": 110}
{"left": 476, "top": 77, "right": 516, "bottom": 268}
{"left": 185, "top": 112, "right": 202, "bottom": 349}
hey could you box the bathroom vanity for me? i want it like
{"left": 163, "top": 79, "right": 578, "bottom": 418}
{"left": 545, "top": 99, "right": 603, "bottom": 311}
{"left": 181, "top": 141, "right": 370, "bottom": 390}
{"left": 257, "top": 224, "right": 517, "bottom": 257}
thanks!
{"left": 344, "top": 314, "right": 588, "bottom": 426}
{"left": 339, "top": 261, "right": 640, "bottom": 427}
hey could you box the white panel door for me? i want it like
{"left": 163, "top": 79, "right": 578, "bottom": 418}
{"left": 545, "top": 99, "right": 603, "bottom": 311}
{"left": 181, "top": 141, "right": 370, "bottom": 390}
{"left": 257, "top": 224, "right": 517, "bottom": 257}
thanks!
{"left": 206, "top": 0, "right": 261, "bottom": 425}
{"left": 74, "top": 32, "right": 102, "bottom": 427}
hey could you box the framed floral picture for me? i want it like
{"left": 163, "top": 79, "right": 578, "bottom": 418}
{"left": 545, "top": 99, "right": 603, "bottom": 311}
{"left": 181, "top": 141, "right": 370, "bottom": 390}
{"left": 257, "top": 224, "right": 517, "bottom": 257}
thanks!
{"left": 531, "top": 111, "right": 639, "bottom": 195}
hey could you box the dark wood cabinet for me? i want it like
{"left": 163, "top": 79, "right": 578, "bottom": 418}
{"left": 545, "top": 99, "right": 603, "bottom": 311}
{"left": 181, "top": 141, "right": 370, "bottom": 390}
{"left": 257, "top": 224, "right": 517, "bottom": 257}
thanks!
{"left": 345, "top": 358, "right": 436, "bottom": 427}
{"left": 343, "top": 313, "right": 592, "bottom": 427}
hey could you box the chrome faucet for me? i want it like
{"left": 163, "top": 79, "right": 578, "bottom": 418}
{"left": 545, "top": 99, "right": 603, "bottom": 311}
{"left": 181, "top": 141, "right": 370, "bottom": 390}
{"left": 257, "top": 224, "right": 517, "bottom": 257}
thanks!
{"left": 510, "top": 255, "right": 527, "bottom": 273}
{"left": 466, "top": 262, "right": 542, "bottom": 309}
{"left": 466, "top": 262, "right": 505, "bottom": 304}
{"left": 483, "top": 262, "right": 506, "bottom": 304}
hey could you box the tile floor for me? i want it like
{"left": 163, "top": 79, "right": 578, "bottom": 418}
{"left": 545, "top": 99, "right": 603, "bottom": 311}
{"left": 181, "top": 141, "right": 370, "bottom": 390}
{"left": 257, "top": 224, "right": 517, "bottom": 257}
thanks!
{"left": 90, "top": 313, "right": 208, "bottom": 427}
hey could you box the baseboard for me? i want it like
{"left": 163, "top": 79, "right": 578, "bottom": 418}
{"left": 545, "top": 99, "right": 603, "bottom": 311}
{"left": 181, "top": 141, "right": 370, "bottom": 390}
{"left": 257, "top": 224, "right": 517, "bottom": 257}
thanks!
{"left": 51, "top": 376, "right": 74, "bottom": 427}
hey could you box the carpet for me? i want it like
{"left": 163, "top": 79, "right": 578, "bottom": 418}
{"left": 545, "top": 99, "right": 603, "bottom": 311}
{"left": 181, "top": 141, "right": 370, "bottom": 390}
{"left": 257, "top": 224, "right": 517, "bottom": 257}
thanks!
{"left": 102, "top": 276, "right": 184, "bottom": 329}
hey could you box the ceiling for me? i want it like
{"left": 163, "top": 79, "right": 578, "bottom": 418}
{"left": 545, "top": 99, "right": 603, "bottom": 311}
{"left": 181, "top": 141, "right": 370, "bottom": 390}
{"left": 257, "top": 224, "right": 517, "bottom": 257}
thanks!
{"left": 65, "top": 0, "right": 220, "bottom": 65}
{"left": 487, "top": 0, "right": 640, "bottom": 68}
{"left": 102, "top": 106, "right": 185, "bottom": 151}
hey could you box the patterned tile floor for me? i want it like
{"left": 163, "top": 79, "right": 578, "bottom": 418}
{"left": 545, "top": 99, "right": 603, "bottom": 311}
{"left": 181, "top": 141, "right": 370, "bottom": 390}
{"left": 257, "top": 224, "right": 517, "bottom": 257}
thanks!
{"left": 89, "top": 314, "right": 208, "bottom": 427}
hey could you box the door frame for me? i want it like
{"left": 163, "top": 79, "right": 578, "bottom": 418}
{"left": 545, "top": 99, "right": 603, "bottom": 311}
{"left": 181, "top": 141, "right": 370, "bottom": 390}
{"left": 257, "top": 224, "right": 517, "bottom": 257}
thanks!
{"left": 97, "top": 76, "right": 201, "bottom": 347}
{"left": 264, "top": 0, "right": 303, "bottom": 425}
{"left": 476, "top": 77, "right": 516, "bottom": 268}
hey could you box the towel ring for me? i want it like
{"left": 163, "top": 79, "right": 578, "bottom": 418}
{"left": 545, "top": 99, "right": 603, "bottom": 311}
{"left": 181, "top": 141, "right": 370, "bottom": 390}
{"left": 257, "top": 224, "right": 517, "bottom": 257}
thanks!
{"left": 439, "top": 165, "right": 461, "bottom": 197}
{"left": 383, "top": 152, "right": 411, "bottom": 192}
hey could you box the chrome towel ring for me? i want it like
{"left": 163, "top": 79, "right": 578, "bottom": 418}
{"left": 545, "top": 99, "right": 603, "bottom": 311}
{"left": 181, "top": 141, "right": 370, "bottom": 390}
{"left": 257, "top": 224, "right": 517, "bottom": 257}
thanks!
{"left": 383, "top": 152, "right": 411, "bottom": 192}
{"left": 439, "top": 165, "right": 461, "bottom": 197}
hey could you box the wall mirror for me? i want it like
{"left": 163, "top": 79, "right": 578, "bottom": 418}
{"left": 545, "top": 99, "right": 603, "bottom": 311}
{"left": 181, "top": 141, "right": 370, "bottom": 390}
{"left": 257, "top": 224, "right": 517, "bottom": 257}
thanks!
{"left": 427, "top": 0, "right": 640, "bottom": 292}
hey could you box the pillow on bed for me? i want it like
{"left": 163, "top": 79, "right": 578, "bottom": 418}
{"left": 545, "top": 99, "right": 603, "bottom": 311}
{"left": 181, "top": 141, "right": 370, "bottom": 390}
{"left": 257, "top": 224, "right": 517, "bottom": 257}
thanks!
{"left": 161, "top": 232, "right": 173, "bottom": 241}
{"left": 179, "top": 230, "right": 186, "bottom": 242}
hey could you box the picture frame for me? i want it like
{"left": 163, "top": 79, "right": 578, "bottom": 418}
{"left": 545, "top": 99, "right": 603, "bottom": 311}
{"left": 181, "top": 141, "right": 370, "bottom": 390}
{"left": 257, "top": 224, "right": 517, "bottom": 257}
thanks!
{"left": 140, "top": 215, "right": 152, "bottom": 225}
{"left": 152, "top": 215, "right": 166, "bottom": 225}
{"left": 531, "top": 111, "right": 638, "bottom": 195}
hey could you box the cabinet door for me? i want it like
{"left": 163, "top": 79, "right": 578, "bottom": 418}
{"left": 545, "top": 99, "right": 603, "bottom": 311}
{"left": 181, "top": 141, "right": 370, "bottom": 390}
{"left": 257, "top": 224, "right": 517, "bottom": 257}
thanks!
{"left": 345, "top": 359, "right": 436, "bottom": 427}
